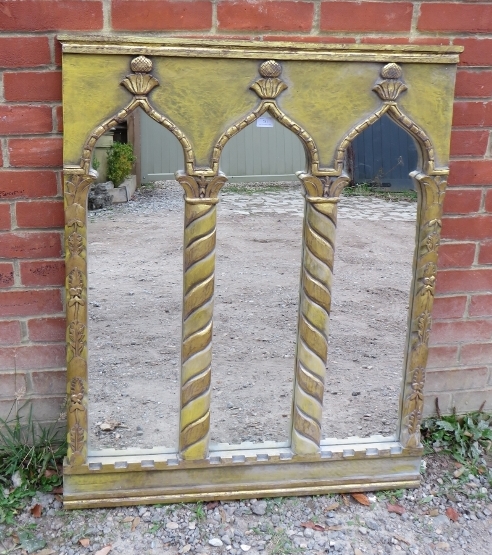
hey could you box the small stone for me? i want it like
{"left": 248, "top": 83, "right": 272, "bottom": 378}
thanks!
{"left": 359, "top": 527, "right": 368, "bottom": 535}
{"left": 435, "top": 542, "right": 450, "bottom": 550}
{"left": 366, "top": 519, "right": 380, "bottom": 531}
{"left": 209, "top": 538, "right": 223, "bottom": 547}
{"left": 303, "top": 528, "right": 314, "bottom": 538}
{"left": 240, "top": 545, "right": 251, "bottom": 552}
{"left": 222, "top": 535, "right": 232, "bottom": 545}
{"left": 166, "top": 522, "right": 179, "bottom": 530}
{"left": 251, "top": 500, "right": 267, "bottom": 516}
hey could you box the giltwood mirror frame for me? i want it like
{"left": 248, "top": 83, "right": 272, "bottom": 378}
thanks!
{"left": 60, "top": 37, "right": 461, "bottom": 509}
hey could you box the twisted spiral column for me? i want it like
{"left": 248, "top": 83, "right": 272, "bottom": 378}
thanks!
{"left": 179, "top": 197, "right": 218, "bottom": 460}
{"left": 292, "top": 197, "right": 338, "bottom": 455}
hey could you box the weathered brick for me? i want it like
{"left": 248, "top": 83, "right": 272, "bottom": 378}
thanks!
{"left": 419, "top": 3, "right": 492, "bottom": 33}
{"left": 0, "top": 106, "right": 53, "bottom": 135}
{"left": 4, "top": 71, "right": 62, "bottom": 102}
{"left": 0, "top": 1, "right": 103, "bottom": 31}
{"left": 0, "top": 321, "right": 22, "bottom": 345}
{"left": 0, "top": 205, "right": 10, "bottom": 231}
{"left": 469, "top": 294, "right": 492, "bottom": 317}
{"left": 8, "top": 138, "right": 63, "bottom": 168}
{"left": 436, "top": 269, "right": 492, "bottom": 294}
{"left": 0, "top": 289, "right": 63, "bottom": 317}
{"left": 438, "top": 243, "right": 476, "bottom": 269}
{"left": 423, "top": 393, "right": 452, "bottom": 418}
{"left": 0, "top": 37, "right": 51, "bottom": 68}
{"left": 461, "top": 343, "right": 492, "bottom": 366}
{"left": 452, "top": 102, "right": 492, "bottom": 127}
{"left": 16, "top": 200, "right": 64, "bottom": 229}
{"left": 27, "top": 317, "right": 66, "bottom": 343}
{"left": 0, "top": 171, "right": 58, "bottom": 200}
{"left": 443, "top": 189, "right": 482, "bottom": 214}
{"left": 485, "top": 189, "right": 492, "bottom": 212}
{"left": 452, "top": 389, "right": 492, "bottom": 414}
{"left": 478, "top": 240, "right": 492, "bottom": 264}
{"left": 441, "top": 215, "right": 492, "bottom": 240}
{"left": 455, "top": 70, "right": 492, "bottom": 98}
{"left": 113, "top": 0, "right": 212, "bottom": 30}
{"left": 0, "top": 397, "right": 66, "bottom": 423}
{"left": 30, "top": 370, "right": 66, "bottom": 395}
{"left": 0, "top": 263, "right": 14, "bottom": 288}
{"left": 432, "top": 296, "right": 467, "bottom": 320}
{"left": 427, "top": 345, "right": 459, "bottom": 369}
{"left": 426, "top": 367, "right": 489, "bottom": 392}
{"left": 449, "top": 160, "right": 492, "bottom": 186}
{"left": 0, "top": 345, "right": 65, "bottom": 371}
{"left": 219, "top": 1, "right": 313, "bottom": 31}
{"left": 431, "top": 319, "right": 492, "bottom": 344}
{"left": 20, "top": 260, "right": 64, "bottom": 287}
{"left": 0, "top": 373, "right": 27, "bottom": 398}
{"left": 450, "top": 130, "right": 489, "bottom": 157}
{"left": 320, "top": 2, "right": 412, "bottom": 32}
{"left": 454, "top": 38, "right": 492, "bottom": 67}
{"left": 55, "top": 106, "right": 63, "bottom": 133}
{"left": 0, "top": 232, "right": 62, "bottom": 259}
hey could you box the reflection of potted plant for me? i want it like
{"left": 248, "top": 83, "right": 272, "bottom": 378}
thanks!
{"left": 106, "top": 142, "right": 137, "bottom": 203}
{"left": 107, "top": 142, "right": 136, "bottom": 186}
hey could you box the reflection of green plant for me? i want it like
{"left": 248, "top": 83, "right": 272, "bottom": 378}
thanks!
{"left": 107, "top": 142, "right": 136, "bottom": 186}
{"left": 421, "top": 405, "right": 492, "bottom": 468}
{"left": 92, "top": 156, "right": 100, "bottom": 171}
{"left": 342, "top": 182, "right": 417, "bottom": 202}
{"left": 0, "top": 403, "right": 66, "bottom": 524}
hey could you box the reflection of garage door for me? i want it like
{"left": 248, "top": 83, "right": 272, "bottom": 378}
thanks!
{"left": 140, "top": 111, "right": 306, "bottom": 184}
{"left": 350, "top": 114, "right": 418, "bottom": 191}
{"left": 140, "top": 109, "right": 418, "bottom": 189}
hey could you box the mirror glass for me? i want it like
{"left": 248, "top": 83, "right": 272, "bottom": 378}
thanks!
{"left": 87, "top": 110, "right": 185, "bottom": 451}
{"left": 210, "top": 116, "right": 306, "bottom": 447}
{"left": 322, "top": 115, "right": 419, "bottom": 440}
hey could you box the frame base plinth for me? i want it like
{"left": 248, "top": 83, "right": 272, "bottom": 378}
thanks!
{"left": 63, "top": 445, "right": 422, "bottom": 509}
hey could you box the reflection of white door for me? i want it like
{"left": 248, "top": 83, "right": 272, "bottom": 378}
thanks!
{"left": 140, "top": 110, "right": 306, "bottom": 183}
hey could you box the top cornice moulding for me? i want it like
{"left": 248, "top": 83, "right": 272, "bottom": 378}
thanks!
{"left": 58, "top": 35, "right": 463, "bottom": 63}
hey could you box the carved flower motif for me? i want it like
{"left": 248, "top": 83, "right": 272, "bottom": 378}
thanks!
{"left": 121, "top": 73, "right": 159, "bottom": 96}
{"left": 372, "top": 80, "right": 408, "bottom": 101}
{"left": 250, "top": 78, "right": 288, "bottom": 99}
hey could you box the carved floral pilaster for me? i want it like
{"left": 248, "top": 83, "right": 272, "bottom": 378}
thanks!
{"left": 64, "top": 171, "right": 92, "bottom": 465}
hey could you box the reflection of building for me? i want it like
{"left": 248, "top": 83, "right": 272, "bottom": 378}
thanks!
{"left": 137, "top": 110, "right": 417, "bottom": 190}
{"left": 349, "top": 114, "right": 418, "bottom": 191}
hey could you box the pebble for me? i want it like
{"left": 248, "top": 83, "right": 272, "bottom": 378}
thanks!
{"left": 251, "top": 500, "right": 267, "bottom": 516}
{"left": 209, "top": 538, "right": 223, "bottom": 547}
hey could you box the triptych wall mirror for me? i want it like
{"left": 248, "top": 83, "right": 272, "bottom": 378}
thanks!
{"left": 61, "top": 37, "right": 461, "bottom": 509}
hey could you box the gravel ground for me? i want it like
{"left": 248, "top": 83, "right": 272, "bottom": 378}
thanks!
{"left": 1, "top": 455, "right": 492, "bottom": 555}
{"left": 3, "top": 183, "right": 488, "bottom": 554}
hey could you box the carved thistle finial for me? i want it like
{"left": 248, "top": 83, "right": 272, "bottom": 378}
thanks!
{"left": 373, "top": 62, "right": 407, "bottom": 102}
{"left": 121, "top": 55, "right": 159, "bottom": 96}
{"left": 250, "top": 60, "right": 288, "bottom": 99}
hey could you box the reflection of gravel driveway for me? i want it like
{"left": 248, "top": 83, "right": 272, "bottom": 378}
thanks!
{"left": 88, "top": 181, "right": 416, "bottom": 451}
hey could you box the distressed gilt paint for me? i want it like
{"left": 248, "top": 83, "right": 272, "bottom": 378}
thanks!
{"left": 61, "top": 37, "right": 461, "bottom": 509}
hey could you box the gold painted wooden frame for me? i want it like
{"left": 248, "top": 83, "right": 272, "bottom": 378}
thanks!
{"left": 61, "top": 37, "right": 461, "bottom": 509}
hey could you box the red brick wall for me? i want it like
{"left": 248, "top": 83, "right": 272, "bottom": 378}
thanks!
{"left": 1, "top": 0, "right": 491, "bottom": 424}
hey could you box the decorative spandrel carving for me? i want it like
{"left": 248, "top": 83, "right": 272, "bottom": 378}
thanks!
{"left": 372, "top": 63, "right": 407, "bottom": 102}
{"left": 250, "top": 60, "right": 288, "bottom": 99}
{"left": 121, "top": 55, "right": 159, "bottom": 96}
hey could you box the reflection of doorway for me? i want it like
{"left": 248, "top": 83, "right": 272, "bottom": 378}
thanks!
{"left": 349, "top": 114, "right": 418, "bottom": 191}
